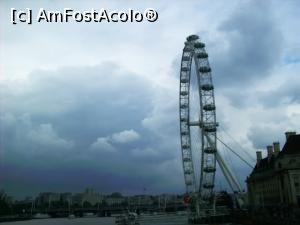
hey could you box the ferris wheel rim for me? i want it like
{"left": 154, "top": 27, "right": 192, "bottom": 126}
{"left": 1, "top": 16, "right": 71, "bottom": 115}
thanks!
{"left": 179, "top": 35, "right": 218, "bottom": 203}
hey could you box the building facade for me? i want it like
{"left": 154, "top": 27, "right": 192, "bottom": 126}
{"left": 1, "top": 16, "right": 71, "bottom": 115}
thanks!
{"left": 36, "top": 188, "right": 103, "bottom": 207}
{"left": 247, "top": 132, "right": 300, "bottom": 208}
{"left": 37, "top": 192, "right": 61, "bottom": 207}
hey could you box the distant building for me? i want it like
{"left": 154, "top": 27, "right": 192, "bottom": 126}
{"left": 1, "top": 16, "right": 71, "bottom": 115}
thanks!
{"left": 247, "top": 131, "right": 300, "bottom": 208}
{"left": 128, "top": 195, "right": 153, "bottom": 206}
{"left": 0, "top": 190, "right": 14, "bottom": 205}
{"left": 36, "top": 192, "right": 60, "bottom": 207}
{"left": 61, "top": 192, "right": 72, "bottom": 203}
{"left": 36, "top": 188, "right": 103, "bottom": 207}
{"left": 82, "top": 188, "right": 102, "bottom": 206}
{"left": 72, "top": 193, "right": 84, "bottom": 206}
{"left": 72, "top": 188, "right": 102, "bottom": 206}
{"left": 150, "top": 194, "right": 183, "bottom": 209}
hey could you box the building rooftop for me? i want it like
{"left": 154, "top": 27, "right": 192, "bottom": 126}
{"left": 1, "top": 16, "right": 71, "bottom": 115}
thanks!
{"left": 278, "top": 134, "right": 300, "bottom": 156}
{"left": 252, "top": 156, "right": 275, "bottom": 173}
{"left": 250, "top": 134, "right": 300, "bottom": 176}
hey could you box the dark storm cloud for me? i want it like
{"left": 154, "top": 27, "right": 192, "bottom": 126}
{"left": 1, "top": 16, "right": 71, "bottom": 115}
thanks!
{"left": 1, "top": 0, "right": 299, "bottom": 200}
{"left": 0, "top": 63, "right": 184, "bottom": 198}
{"left": 1, "top": 164, "right": 159, "bottom": 196}
{"left": 200, "top": 1, "right": 300, "bottom": 173}
{"left": 171, "top": 1, "right": 284, "bottom": 109}
{"left": 213, "top": 0, "right": 283, "bottom": 86}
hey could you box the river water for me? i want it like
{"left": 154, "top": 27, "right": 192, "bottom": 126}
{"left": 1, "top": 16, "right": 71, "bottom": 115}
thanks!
{"left": 0, "top": 214, "right": 237, "bottom": 225}
{"left": 0, "top": 214, "right": 190, "bottom": 225}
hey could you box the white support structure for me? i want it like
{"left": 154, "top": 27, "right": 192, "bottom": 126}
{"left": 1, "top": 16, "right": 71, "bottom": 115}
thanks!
{"left": 216, "top": 151, "right": 242, "bottom": 192}
{"left": 205, "top": 133, "right": 242, "bottom": 192}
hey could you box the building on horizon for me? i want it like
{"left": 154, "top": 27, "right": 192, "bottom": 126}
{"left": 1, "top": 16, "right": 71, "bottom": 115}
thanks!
{"left": 128, "top": 195, "right": 153, "bottom": 207}
{"left": 36, "top": 188, "right": 103, "bottom": 207}
{"left": 33, "top": 189, "right": 186, "bottom": 209}
{"left": 36, "top": 192, "right": 60, "bottom": 208}
{"left": 247, "top": 131, "right": 300, "bottom": 209}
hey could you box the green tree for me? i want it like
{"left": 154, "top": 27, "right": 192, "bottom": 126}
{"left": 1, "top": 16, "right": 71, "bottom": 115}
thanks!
{"left": 111, "top": 192, "right": 122, "bottom": 198}
{"left": 0, "top": 190, "right": 11, "bottom": 216}
{"left": 83, "top": 201, "right": 92, "bottom": 208}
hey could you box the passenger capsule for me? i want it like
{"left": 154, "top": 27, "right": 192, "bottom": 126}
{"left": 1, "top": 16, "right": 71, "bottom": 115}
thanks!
{"left": 203, "top": 104, "right": 216, "bottom": 111}
{"left": 199, "top": 66, "right": 211, "bottom": 73}
{"left": 185, "top": 169, "right": 193, "bottom": 174}
{"left": 182, "top": 144, "right": 190, "bottom": 149}
{"left": 197, "top": 52, "right": 208, "bottom": 58}
{"left": 184, "top": 47, "right": 193, "bottom": 52}
{"left": 201, "top": 84, "right": 213, "bottom": 91}
{"left": 204, "top": 126, "right": 217, "bottom": 132}
{"left": 187, "top": 35, "right": 199, "bottom": 42}
{"left": 194, "top": 42, "right": 205, "bottom": 48}
{"left": 180, "top": 117, "right": 188, "bottom": 122}
{"left": 180, "top": 91, "right": 188, "bottom": 96}
{"left": 183, "top": 157, "right": 191, "bottom": 162}
{"left": 204, "top": 147, "right": 217, "bottom": 154}
{"left": 181, "top": 67, "right": 189, "bottom": 72}
{"left": 203, "top": 167, "right": 216, "bottom": 173}
{"left": 182, "top": 56, "right": 190, "bottom": 61}
{"left": 180, "top": 104, "right": 188, "bottom": 108}
{"left": 181, "top": 78, "right": 189, "bottom": 83}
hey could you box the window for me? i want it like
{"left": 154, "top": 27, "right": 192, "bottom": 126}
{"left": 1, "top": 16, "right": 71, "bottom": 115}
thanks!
{"left": 297, "top": 196, "right": 300, "bottom": 206}
{"left": 293, "top": 175, "right": 300, "bottom": 193}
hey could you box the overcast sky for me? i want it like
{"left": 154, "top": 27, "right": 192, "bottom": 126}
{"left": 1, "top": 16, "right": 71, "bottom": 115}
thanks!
{"left": 1, "top": 0, "right": 300, "bottom": 199}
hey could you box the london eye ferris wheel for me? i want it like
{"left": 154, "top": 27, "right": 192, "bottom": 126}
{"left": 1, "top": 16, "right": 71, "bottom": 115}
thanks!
{"left": 179, "top": 35, "right": 218, "bottom": 206}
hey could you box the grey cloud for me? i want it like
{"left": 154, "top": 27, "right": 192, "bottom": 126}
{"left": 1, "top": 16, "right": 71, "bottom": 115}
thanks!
{"left": 258, "top": 76, "right": 300, "bottom": 107}
{"left": 247, "top": 124, "right": 286, "bottom": 150}
{"left": 89, "top": 129, "right": 140, "bottom": 152}
{"left": 0, "top": 63, "right": 184, "bottom": 198}
{"left": 170, "top": 1, "right": 284, "bottom": 110}
{"left": 111, "top": 129, "right": 140, "bottom": 143}
{"left": 27, "top": 123, "right": 74, "bottom": 149}
{"left": 1, "top": 0, "right": 299, "bottom": 200}
{"left": 90, "top": 137, "right": 116, "bottom": 152}
{"left": 212, "top": 0, "right": 283, "bottom": 87}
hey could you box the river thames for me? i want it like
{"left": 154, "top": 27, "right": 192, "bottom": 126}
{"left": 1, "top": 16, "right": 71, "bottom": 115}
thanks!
{"left": 0, "top": 214, "right": 191, "bottom": 225}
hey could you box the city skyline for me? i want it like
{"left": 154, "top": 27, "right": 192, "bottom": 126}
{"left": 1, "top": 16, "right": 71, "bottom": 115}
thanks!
{"left": 1, "top": 0, "right": 300, "bottom": 199}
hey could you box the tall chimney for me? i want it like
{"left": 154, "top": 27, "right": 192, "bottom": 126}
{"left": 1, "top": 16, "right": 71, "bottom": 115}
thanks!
{"left": 285, "top": 131, "right": 296, "bottom": 141}
{"left": 256, "top": 151, "right": 262, "bottom": 164}
{"left": 273, "top": 142, "right": 280, "bottom": 156}
{"left": 267, "top": 145, "right": 273, "bottom": 159}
